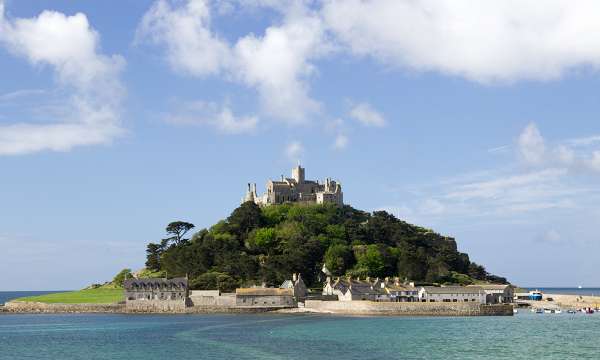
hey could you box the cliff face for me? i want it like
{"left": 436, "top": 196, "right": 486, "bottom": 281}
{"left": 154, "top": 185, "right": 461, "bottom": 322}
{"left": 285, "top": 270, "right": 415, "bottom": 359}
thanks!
{"left": 147, "top": 202, "right": 507, "bottom": 289}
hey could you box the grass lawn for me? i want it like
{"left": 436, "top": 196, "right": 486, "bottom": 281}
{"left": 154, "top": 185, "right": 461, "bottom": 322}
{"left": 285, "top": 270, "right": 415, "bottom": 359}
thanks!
{"left": 15, "top": 288, "right": 124, "bottom": 304}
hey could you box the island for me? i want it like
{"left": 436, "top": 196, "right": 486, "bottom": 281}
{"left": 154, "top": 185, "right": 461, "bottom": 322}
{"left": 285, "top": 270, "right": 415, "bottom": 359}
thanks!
{"left": 4, "top": 166, "right": 516, "bottom": 316}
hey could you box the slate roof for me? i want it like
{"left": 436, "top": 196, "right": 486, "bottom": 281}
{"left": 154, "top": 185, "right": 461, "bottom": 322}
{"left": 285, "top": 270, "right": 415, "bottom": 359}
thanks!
{"left": 422, "top": 286, "right": 483, "bottom": 295}
{"left": 123, "top": 277, "right": 188, "bottom": 291}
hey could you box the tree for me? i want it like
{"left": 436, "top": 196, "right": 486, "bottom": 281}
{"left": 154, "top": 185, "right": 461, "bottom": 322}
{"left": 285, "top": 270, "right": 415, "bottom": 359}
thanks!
{"left": 228, "top": 201, "right": 264, "bottom": 238}
{"left": 355, "top": 245, "right": 385, "bottom": 277}
{"left": 324, "top": 244, "right": 353, "bottom": 276}
{"left": 145, "top": 243, "right": 163, "bottom": 271}
{"left": 164, "top": 221, "right": 195, "bottom": 246}
{"left": 112, "top": 268, "right": 132, "bottom": 287}
{"left": 190, "top": 272, "right": 239, "bottom": 292}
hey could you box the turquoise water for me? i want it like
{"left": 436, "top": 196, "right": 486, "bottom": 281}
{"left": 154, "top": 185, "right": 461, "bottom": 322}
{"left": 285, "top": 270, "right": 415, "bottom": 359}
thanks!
{"left": 1, "top": 313, "right": 600, "bottom": 359}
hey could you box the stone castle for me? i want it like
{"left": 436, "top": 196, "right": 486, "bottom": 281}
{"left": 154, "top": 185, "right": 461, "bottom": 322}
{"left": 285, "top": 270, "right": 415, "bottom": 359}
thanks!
{"left": 242, "top": 165, "right": 343, "bottom": 206}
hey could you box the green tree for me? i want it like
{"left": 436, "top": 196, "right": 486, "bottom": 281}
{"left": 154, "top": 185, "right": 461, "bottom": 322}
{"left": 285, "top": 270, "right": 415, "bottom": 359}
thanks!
{"left": 112, "top": 268, "right": 132, "bottom": 287}
{"left": 355, "top": 245, "right": 385, "bottom": 277}
{"left": 324, "top": 244, "right": 353, "bottom": 275}
{"left": 165, "top": 221, "right": 195, "bottom": 246}
{"left": 190, "top": 272, "right": 239, "bottom": 292}
{"left": 228, "top": 201, "right": 264, "bottom": 238}
{"left": 145, "top": 243, "right": 164, "bottom": 271}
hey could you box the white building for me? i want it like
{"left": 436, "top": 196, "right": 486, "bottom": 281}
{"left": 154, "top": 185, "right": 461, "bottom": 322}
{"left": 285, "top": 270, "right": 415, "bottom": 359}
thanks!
{"left": 418, "top": 286, "right": 486, "bottom": 304}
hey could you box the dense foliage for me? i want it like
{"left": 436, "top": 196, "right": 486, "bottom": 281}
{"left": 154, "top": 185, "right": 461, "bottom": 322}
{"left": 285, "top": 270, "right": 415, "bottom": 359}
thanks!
{"left": 145, "top": 202, "right": 507, "bottom": 289}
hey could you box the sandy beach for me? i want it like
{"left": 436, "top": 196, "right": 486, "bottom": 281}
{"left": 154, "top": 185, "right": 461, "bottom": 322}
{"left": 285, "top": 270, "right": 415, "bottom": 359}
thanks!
{"left": 534, "top": 294, "right": 600, "bottom": 309}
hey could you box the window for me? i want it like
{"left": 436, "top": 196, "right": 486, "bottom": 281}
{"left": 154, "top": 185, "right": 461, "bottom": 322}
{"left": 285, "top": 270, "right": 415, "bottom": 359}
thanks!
{"left": 452, "top": 299, "right": 458, "bottom": 302}
{"left": 443, "top": 299, "right": 451, "bottom": 302}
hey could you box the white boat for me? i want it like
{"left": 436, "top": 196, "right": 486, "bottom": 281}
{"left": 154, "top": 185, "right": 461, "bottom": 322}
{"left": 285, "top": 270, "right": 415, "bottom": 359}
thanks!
{"left": 513, "top": 308, "right": 518, "bottom": 314}
{"left": 555, "top": 309, "right": 562, "bottom": 314}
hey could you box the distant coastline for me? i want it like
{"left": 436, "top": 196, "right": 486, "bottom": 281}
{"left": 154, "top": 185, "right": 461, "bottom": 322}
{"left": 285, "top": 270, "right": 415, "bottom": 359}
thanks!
{"left": 525, "top": 288, "right": 600, "bottom": 297}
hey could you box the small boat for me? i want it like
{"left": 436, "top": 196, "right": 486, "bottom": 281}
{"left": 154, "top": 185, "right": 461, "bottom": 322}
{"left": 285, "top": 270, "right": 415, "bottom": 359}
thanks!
{"left": 567, "top": 309, "right": 577, "bottom": 314}
{"left": 513, "top": 308, "right": 518, "bottom": 314}
{"left": 581, "top": 308, "right": 594, "bottom": 314}
{"left": 528, "top": 290, "right": 543, "bottom": 301}
{"left": 535, "top": 308, "right": 544, "bottom": 314}
{"left": 555, "top": 309, "right": 562, "bottom": 314}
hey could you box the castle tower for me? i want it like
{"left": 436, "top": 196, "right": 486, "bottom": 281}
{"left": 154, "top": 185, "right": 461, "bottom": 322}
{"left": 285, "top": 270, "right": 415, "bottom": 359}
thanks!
{"left": 292, "top": 164, "right": 305, "bottom": 183}
{"left": 242, "top": 183, "right": 255, "bottom": 203}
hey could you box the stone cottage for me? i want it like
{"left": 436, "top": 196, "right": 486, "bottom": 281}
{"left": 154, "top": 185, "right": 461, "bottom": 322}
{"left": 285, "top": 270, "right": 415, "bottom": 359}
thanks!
{"left": 280, "top": 273, "right": 308, "bottom": 301}
{"left": 235, "top": 287, "right": 295, "bottom": 307}
{"left": 323, "top": 276, "right": 386, "bottom": 301}
{"left": 124, "top": 277, "right": 188, "bottom": 301}
{"left": 123, "top": 277, "right": 189, "bottom": 312}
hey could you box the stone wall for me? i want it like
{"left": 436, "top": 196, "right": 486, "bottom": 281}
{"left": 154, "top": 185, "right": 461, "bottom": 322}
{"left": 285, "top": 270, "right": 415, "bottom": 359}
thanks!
{"left": 125, "top": 300, "right": 187, "bottom": 313}
{"left": 304, "top": 300, "right": 513, "bottom": 316}
{"left": 189, "top": 293, "right": 236, "bottom": 307}
{"left": 4, "top": 301, "right": 125, "bottom": 313}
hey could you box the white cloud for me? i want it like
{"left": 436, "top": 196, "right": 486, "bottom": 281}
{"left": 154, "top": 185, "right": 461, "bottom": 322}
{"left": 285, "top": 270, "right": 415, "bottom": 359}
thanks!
{"left": 535, "top": 229, "right": 563, "bottom": 245}
{"left": 322, "top": 0, "right": 600, "bottom": 83}
{"left": 165, "top": 100, "right": 258, "bottom": 134}
{"left": 516, "top": 123, "right": 600, "bottom": 173}
{"left": 0, "top": 2, "right": 125, "bottom": 155}
{"left": 285, "top": 140, "right": 304, "bottom": 162}
{"left": 349, "top": 102, "right": 386, "bottom": 127}
{"left": 518, "top": 123, "right": 545, "bottom": 164}
{"left": 137, "top": 0, "right": 325, "bottom": 123}
{"left": 444, "top": 168, "right": 567, "bottom": 201}
{"left": 333, "top": 134, "right": 348, "bottom": 150}
{"left": 137, "top": 0, "right": 230, "bottom": 76}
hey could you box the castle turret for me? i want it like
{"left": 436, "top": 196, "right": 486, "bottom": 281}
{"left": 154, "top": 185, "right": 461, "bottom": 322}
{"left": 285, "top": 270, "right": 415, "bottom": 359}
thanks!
{"left": 242, "top": 183, "right": 255, "bottom": 203}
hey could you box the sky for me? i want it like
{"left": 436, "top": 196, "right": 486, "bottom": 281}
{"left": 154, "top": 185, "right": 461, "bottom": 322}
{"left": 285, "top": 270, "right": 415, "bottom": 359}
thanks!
{"left": 1, "top": 0, "right": 600, "bottom": 290}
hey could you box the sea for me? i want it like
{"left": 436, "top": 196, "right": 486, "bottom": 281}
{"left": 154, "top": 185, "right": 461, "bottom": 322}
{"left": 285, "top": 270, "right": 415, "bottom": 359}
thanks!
{"left": 2, "top": 290, "right": 600, "bottom": 359}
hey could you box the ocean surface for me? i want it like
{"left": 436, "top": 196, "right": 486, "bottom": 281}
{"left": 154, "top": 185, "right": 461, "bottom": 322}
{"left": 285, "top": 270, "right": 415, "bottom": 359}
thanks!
{"left": 1, "top": 312, "right": 600, "bottom": 359}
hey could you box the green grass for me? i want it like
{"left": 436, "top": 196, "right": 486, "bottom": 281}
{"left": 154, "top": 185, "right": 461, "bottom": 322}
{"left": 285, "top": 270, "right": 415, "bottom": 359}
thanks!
{"left": 15, "top": 288, "right": 124, "bottom": 304}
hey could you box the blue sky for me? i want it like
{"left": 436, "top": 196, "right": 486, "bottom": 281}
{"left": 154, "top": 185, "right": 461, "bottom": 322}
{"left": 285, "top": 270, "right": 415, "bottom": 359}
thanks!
{"left": 2, "top": 0, "right": 600, "bottom": 290}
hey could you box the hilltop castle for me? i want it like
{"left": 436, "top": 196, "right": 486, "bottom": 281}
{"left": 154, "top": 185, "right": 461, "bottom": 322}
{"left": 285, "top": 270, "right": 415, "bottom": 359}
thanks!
{"left": 242, "top": 165, "right": 343, "bottom": 206}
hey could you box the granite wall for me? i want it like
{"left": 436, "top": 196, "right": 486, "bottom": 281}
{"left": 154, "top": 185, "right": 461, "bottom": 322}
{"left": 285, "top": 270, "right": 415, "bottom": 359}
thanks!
{"left": 304, "top": 300, "right": 513, "bottom": 316}
{"left": 4, "top": 301, "right": 125, "bottom": 313}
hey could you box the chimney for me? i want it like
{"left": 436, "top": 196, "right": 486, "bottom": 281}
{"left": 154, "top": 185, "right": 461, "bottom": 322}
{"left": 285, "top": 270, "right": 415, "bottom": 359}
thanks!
{"left": 366, "top": 276, "right": 371, "bottom": 283}
{"left": 326, "top": 276, "right": 331, "bottom": 284}
{"left": 292, "top": 273, "right": 297, "bottom": 282}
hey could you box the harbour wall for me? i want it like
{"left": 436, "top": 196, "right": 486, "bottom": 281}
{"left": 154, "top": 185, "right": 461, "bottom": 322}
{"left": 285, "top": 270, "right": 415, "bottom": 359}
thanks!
{"left": 3, "top": 300, "right": 292, "bottom": 314}
{"left": 304, "top": 300, "right": 513, "bottom": 316}
{"left": 3, "top": 301, "right": 125, "bottom": 313}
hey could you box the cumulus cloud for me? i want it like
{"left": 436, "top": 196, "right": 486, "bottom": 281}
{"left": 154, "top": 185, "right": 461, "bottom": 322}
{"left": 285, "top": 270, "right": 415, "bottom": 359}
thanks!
{"left": 137, "top": 0, "right": 325, "bottom": 123}
{"left": 165, "top": 100, "right": 258, "bottom": 134}
{"left": 518, "top": 123, "right": 545, "bottom": 164}
{"left": 517, "top": 123, "right": 600, "bottom": 173}
{"left": 285, "top": 140, "right": 304, "bottom": 162}
{"left": 322, "top": 0, "right": 600, "bottom": 83}
{"left": 333, "top": 134, "right": 348, "bottom": 150}
{"left": 349, "top": 102, "right": 386, "bottom": 127}
{"left": 0, "top": 1, "right": 125, "bottom": 155}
